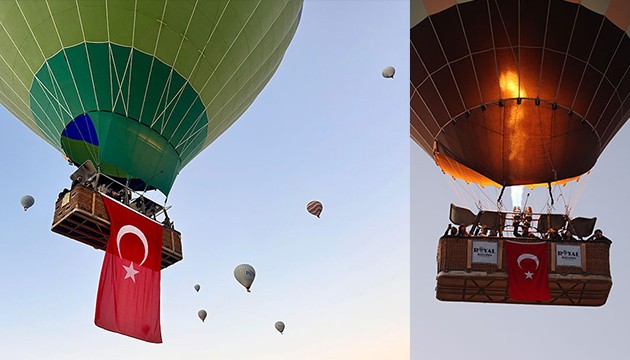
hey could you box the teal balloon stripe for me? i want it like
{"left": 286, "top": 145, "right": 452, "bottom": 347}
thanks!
{"left": 29, "top": 42, "right": 207, "bottom": 163}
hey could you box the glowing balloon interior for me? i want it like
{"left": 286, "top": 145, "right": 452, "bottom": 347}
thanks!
{"left": 411, "top": 0, "right": 630, "bottom": 187}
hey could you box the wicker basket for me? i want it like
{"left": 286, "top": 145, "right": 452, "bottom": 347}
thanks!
{"left": 436, "top": 235, "right": 612, "bottom": 306}
{"left": 52, "top": 185, "right": 183, "bottom": 269}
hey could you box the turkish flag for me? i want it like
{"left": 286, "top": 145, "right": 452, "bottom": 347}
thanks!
{"left": 95, "top": 195, "right": 163, "bottom": 343}
{"left": 506, "top": 241, "right": 550, "bottom": 301}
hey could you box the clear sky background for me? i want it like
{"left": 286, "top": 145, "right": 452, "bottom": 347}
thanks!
{"left": 0, "top": 1, "right": 409, "bottom": 359}
{"left": 412, "top": 124, "right": 630, "bottom": 358}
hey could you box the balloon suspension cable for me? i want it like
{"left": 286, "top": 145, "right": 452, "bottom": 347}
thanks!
{"left": 547, "top": 182, "right": 554, "bottom": 207}
{"left": 557, "top": 193, "right": 570, "bottom": 216}
{"left": 449, "top": 176, "right": 496, "bottom": 211}
{"left": 570, "top": 171, "right": 591, "bottom": 213}
{"left": 552, "top": 181, "right": 571, "bottom": 216}
{"left": 476, "top": 183, "right": 501, "bottom": 210}
{"left": 523, "top": 192, "right": 530, "bottom": 210}
{"left": 124, "top": 177, "right": 131, "bottom": 205}
{"left": 447, "top": 177, "right": 472, "bottom": 209}
{"left": 475, "top": 199, "right": 483, "bottom": 212}
{"left": 497, "top": 185, "right": 506, "bottom": 209}
{"left": 459, "top": 182, "right": 495, "bottom": 212}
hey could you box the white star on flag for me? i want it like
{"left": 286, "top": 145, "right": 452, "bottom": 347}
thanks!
{"left": 123, "top": 262, "right": 140, "bottom": 282}
{"left": 524, "top": 271, "right": 534, "bottom": 279}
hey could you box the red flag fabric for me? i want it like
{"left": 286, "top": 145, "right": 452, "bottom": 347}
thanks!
{"left": 506, "top": 241, "right": 550, "bottom": 301}
{"left": 95, "top": 195, "right": 163, "bottom": 343}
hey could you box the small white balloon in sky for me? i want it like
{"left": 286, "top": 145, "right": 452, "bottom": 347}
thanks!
{"left": 382, "top": 66, "right": 395, "bottom": 79}
{"left": 234, "top": 264, "right": 256, "bottom": 292}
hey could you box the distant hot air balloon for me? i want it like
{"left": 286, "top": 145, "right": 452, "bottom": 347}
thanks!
{"left": 275, "top": 321, "right": 285, "bottom": 335}
{"left": 198, "top": 309, "right": 207, "bottom": 322}
{"left": 20, "top": 195, "right": 35, "bottom": 211}
{"left": 194, "top": 284, "right": 201, "bottom": 292}
{"left": 307, "top": 201, "right": 323, "bottom": 218}
{"left": 411, "top": 0, "right": 630, "bottom": 189}
{"left": 0, "top": 1, "right": 304, "bottom": 195}
{"left": 234, "top": 264, "right": 256, "bottom": 292}
{"left": 382, "top": 66, "right": 396, "bottom": 79}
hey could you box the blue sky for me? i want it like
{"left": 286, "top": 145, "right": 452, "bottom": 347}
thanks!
{"left": 412, "top": 123, "right": 630, "bottom": 359}
{"left": 0, "top": 1, "right": 409, "bottom": 359}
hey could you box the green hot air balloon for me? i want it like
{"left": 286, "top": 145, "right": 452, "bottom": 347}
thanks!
{"left": 0, "top": 0, "right": 304, "bottom": 195}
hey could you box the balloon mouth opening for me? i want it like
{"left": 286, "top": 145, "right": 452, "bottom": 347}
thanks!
{"left": 435, "top": 149, "right": 587, "bottom": 189}
{"left": 23, "top": 207, "right": 28, "bottom": 211}
{"left": 431, "top": 99, "right": 599, "bottom": 187}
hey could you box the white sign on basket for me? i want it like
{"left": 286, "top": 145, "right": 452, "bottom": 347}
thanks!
{"left": 471, "top": 241, "right": 498, "bottom": 264}
{"left": 556, "top": 244, "right": 582, "bottom": 267}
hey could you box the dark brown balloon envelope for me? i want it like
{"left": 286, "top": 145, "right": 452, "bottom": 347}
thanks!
{"left": 411, "top": 0, "right": 630, "bottom": 186}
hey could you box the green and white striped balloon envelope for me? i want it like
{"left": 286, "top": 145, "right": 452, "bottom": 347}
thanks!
{"left": 0, "top": 0, "right": 303, "bottom": 194}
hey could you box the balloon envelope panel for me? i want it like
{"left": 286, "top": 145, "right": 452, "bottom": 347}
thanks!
{"left": 0, "top": 0, "right": 304, "bottom": 194}
{"left": 410, "top": 0, "right": 630, "bottom": 186}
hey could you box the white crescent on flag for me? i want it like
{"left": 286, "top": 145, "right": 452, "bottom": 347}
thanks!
{"left": 116, "top": 224, "right": 149, "bottom": 266}
{"left": 517, "top": 253, "right": 540, "bottom": 270}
